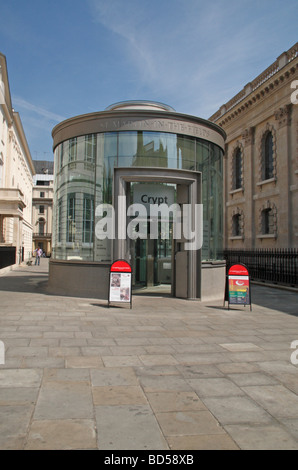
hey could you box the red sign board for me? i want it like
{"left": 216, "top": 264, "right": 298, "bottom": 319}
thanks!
{"left": 226, "top": 263, "right": 252, "bottom": 311}
{"left": 109, "top": 260, "right": 132, "bottom": 308}
{"left": 110, "top": 260, "right": 132, "bottom": 273}
{"left": 228, "top": 264, "right": 249, "bottom": 276}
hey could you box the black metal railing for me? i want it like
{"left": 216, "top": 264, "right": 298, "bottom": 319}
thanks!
{"left": 33, "top": 233, "right": 52, "bottom": 238}
{"left": 223, "top": 249, "right": 298, "bottom": 287}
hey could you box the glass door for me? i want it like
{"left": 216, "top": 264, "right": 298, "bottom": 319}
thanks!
{"left": 134, "top": 238, "right": 147, "bottom": 286}
{"left": 130, "top": 182, "right": 174, "bottom": 290}
{"left": 131, "top": 215, "right": 173, "bottom": 288}
{"left": 153, "top": 220, "right": 173, "bottom": 285}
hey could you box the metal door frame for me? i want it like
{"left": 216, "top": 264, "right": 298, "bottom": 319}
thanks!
{"left": 113, "top": 167, "right": 201, "bottom": 299}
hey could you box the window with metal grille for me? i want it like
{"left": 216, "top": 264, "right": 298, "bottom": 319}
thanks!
{"left": 232, "top": 213, "right": 241, "bottom": 236}
{"left": 261, "top": 208, "right": 274, "bottom": 234}
{"left": 233, "top": 148, "right": 242, "bottom": 190}
{"left": 262, "top": 132, "right": 274, "bottom": 180}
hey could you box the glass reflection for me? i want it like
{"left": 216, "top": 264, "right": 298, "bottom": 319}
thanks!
{"left": 53, "top": 131, "right": 224, "bottom": 263}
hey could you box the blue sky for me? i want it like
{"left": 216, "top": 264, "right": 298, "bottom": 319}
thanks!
{"left": 0, "top": 0, "right": 297, "bottom": 161}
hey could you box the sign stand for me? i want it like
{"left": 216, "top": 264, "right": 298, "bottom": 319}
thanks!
{"left": 225, "top": 263, "right": 252, "bottom": 311}
{"left": 108, "top": 260, "right": 132, "bottom": 309}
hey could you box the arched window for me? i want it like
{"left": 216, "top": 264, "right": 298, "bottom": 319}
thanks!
{"left": 258, "top": 201, "right": 277, "bottom": 238}
{"left": 233, "top": 148, "right": 242, "bottom": 190}
{"left": 262, "top": 131, "right": 274, "bottom": 180}
{"left": 231, "top": 208, "right": 244, "bottom": 238}
{"left": 261, "top": 208, "right": 274, "bottom": 235}
{"left": 232, "top": 213, "right": 241, "bottom": 236}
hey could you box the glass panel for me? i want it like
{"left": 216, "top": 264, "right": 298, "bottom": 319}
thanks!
{"left": 52, "top": 132, "right": 224, "bottom": 264}
{"left": 210, "top": 145, "right": 223, "bottom": 259}
{"left": 95, "top": 133, "right": 104, "bottom": 210}
{"left": 52, "top": 144, "right": 63, "bottom": 258}
{"left": 61, "top": 141, "right": 69, "bottom": 168}
{"left": 69, "top": 138, "right": 77, "bottom": 162}
{"left": 131, "top": 182, "right": 174, "bottom": 288}
{"left": 52, "top": 137, "right": 96, "bottom": 261}
{"left": 140, "top": 132, "right": 169, "bottom": 168}
{"left": 177, "top": 135, "right": 195, "bottom": 170}
{"left": 83, "top": 194, "right": 94, "bottom": 243}
{"left": 94, "top": 133, "right": 117, "bottom": 262}
{"left": 94, "top": 133, "right": 111, "bottom": 262}
{"left": 196, "top": 140, "right": 223, "bottom": 260}
{"left": 103, "top": 133, "right": 117, "bottom": 204}
{"left": 67, "top": 193, "right": 76, "bottom": 242}
{"left": 57, "top": 143, "right": 63, "bottom": 170}
{"left": 57, "top": 197, "right": 62, "bottom": 243}
{"left": 196, "top": 139, "right": 210, "bottom": 260}
{"left": 116, "top": 132, "right": 178, "bottom": 168}
{"left": 154, "top": 220, "right": 173, "bottom": 285}
{"left": 133, "top": 239, "right": 147, "bottom": 286}
{"left": 144, "top": 132, "right": 178, "bottom": 168}
{"left": 118, "top": 131, "right": 138, "bottom": 167}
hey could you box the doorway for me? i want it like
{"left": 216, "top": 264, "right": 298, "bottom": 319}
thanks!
{"left": 130, "top": 182, "right": 174, "bottom": 292}
{"left": 113, "top": 168, "right": 201, "bottom": 299}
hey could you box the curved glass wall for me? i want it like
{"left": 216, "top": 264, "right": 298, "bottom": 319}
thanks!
{"left": 52, "top": 131, "right": 223, "bottom": 262}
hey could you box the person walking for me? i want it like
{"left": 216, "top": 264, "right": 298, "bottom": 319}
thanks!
{"left": 34, "top": 247, "right": 43, "bottom": 265}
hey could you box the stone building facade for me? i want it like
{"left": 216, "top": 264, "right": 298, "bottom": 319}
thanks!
{"left": 32, "top": 160, "right": 54, "bottom": 257}
{"left": 209, "top": 42, "right": 298, "bottom": 250}
{"left": 0, "top": 52, "right": 35, "bottom": 267}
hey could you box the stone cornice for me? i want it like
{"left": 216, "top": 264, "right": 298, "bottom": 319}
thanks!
{"left": 214, "top": 61, "right": 297, "bottom": 127}
{"left": 0, "top": 53, "right": 13, "bottom": 124}
{"left": 209, "top": 43, "right": 298, "bottom": 127}
{"left": 10, "top": 113, "right": 36, "bottom": 177}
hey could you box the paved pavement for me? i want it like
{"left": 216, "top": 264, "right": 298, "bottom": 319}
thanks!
{"left": 0, "top": 258, "right": 298, "bottom": 450}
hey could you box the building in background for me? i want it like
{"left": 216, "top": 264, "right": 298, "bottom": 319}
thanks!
{"left": 32, "top": 160, "right": 54, "bottom": 257}
{"left": 0, "top": 52, "right": 35, "bottom": 269}
{"left": 209, "top": 42, "right": 298, "bottom": 250}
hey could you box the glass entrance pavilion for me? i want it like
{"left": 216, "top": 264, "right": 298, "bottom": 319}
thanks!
{"left": 49, "top": 101, "right": 226, "bottom": 301}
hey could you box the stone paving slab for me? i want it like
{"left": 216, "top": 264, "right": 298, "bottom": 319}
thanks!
{"left": 25, "top": 419, "right": 97, "bottom": 450}
{"left": 223, "top": 423, "right": 298, "bottom": 450}
{"left": 95, "top": 404, "right": 169, "bottom": 450}
{"left": 0, "top": 259, "right": 298, "bottom": 450}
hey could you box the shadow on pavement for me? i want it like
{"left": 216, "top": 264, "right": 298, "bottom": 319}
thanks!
{"left": 249, "top": 283, "right": 298, "bottom": 316}
{"left": 0, "top": 272, "right": 48, "bottom": 294}
{"left": 0, "top": 261, "right": 298, "bottom": 317}
{"left": 213, "top": 283, "right": 298, "bottom": 317}
{"left": 0, "top": 259, "right": 49, "bottom": 295}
